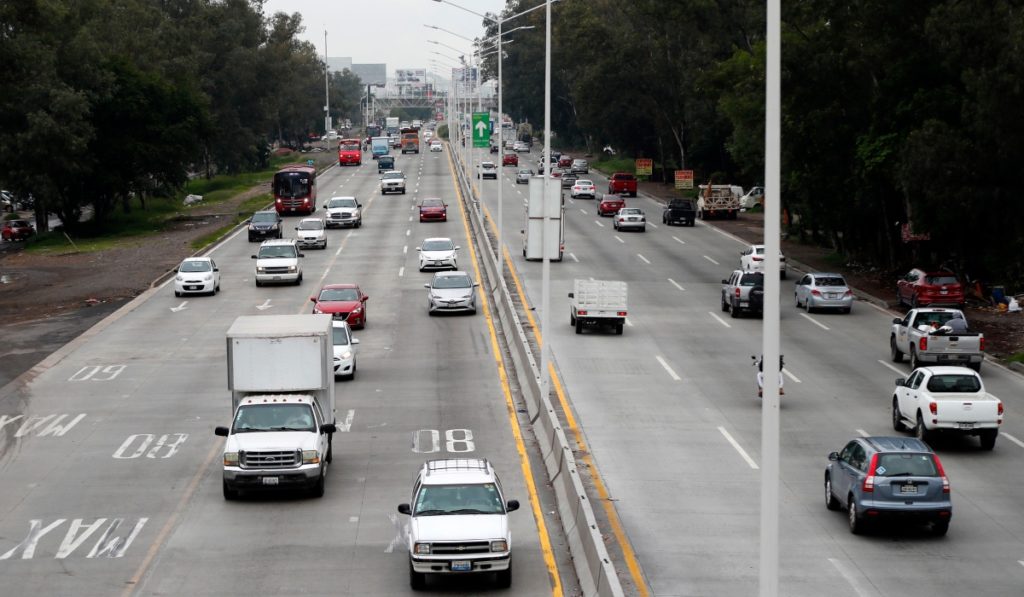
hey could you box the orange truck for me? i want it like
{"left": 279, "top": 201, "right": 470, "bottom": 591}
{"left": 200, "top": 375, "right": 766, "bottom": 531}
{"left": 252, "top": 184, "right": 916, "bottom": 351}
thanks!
{"left": 400, "top": 127, "right": 420, "bottom": 154}
{"left": 337, "top": 138, "right": 362, "bottom": 166}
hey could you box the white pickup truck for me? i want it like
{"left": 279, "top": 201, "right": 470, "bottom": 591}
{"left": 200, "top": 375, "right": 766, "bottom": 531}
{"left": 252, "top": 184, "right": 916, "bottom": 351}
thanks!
{"left": 890, "top": 308, "right": 984, "bottom": 371}
{"left": 891, "top": 366, "right": 1002, "bottom": 450}
{"left": 568, "top": 279, "right": 627, "bottom": 335}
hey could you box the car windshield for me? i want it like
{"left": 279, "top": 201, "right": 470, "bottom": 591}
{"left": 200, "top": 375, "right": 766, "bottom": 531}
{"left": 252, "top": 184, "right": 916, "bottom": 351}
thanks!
{"left": 10, "top": 220, "right": 30, "bottom": 227}
{"left": 332, "top": 326, "right": 350, "bottom": 346}
{"left": 576, "top": 180, "right": 593, "bottom": 186}
{"left": 340, "top": 141, "right": 360, "bottom": 149}
{"left": 421, "top": 200, "right": 444, "bottom": 208}
{"left": 258, "top": 245, "right": 296, "bottom": 259}
{"left": 319, "top": 288, "right": 359, "bottom": 302}
{"left": 875, "top": 453, "right": 938, "bottom": 477}
{"left": 232, "top": 403, "right": 315, "bottom": 433}
{"left": 926, "top": 275, "right": 959, "bottom": 285}
{"left": 422, "top": 240, "right": 454, "bottom": 251}
{"left": 251, "top": 212, "right": 277, "bottom": 223}
{"left": 273, "top": 172, "right": 310, "bottom": 198}
{"left": 298, "top": 220, "right": 323, "bottom": 230}
{"left": 179, "top": 260, "right": 212, "bottom": 273}
{"left": 740, "top": 273, "right": 764, "bottom": 286}
{"left": 434, "top": 275, "right": 472, "bottom": 289}
{"left": 383, "top": 172, "right": 403, "bottom": 180}
{"left": 329, "top": 198, "right": 357, "bottom": 208}
{"left": 926, "top": 374, "right": 982, "bottom": 393}
{"left": 621, "top": 209, "right": 642, "bottom": 215}
{"left": 414, "top": 483, "right": 505, "bottom": 515}
{"left": 815, "top": 276, "right": 846, "bottom": 287}
{"left": 482, "top": 163, "right": 495, "bottom": 169}
{"left": 518, "top": 170, "right": 532, "bottom": 175}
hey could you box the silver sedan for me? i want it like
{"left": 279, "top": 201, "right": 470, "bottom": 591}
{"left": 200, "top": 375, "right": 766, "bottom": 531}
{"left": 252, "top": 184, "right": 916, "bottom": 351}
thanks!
{"left": 613, "top": 207, "right": 646, "bottom": 232}
{"left": 425, "top": 271, "right": 478, "bottom": 315}
{"left": 794, "top": 272, "right": 853, "bottom": 313}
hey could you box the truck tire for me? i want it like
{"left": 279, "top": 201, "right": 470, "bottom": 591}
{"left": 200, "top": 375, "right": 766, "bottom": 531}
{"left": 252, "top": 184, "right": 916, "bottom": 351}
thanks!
{"left": 311, "top": 472, "right": 325, "bottom": 498}
{"left": 931, "top": 520, "right": 949, "bottom": 537}
{"left": 730, "top": 301, "right": 740, "bottom": 318}
{"left": 848, "top": 499, "right": 866, "bottom": 535}
{"left": 890, "top": 336, "right": 904, "bottom": 362}
{"left": 969, "top": 361, "right": 982, "bottom": 373}
{"left": 222, "top": 480, "right": 238, "bottom": 501}
{"left": 909, "top": 347, "right": 921, "bottom": 370}
{"left": 721, "top": 295, "right": 729, "bottom": 313}
{"left": 495, "top": 560, "right": 512, "bottom": 588}
{"left": 979, "top": 429, "right": 997, "bottom": 451}
{"left": 892, "top": 399, "right": 907, "bottom": 432}
{"left": 409, "top": 563, "right": 427, "bottom": 590}
{"left": 915, "top": 413, "right": 930, "bottom": 443}
{"left": 614, "top": 323, "right": 624, "bottom": 335}
{"left": 570, "top": 312, "right": 576, "bottom": 326}
{"left": 575, "top": 320, "right": 583, "bottom": 334}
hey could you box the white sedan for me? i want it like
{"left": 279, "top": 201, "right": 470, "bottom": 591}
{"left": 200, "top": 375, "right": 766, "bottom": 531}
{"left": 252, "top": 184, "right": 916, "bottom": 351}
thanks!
{"left": 295, "top": 217, "right": 327, "bottom": 249}
{"left": 332, "top": 320, "right": 359, "bottom": 380}
{"left": 417, "top": 237, "right": 459, "bottom": 271}
{"left": 740, "top": 243, "right": 786, "bottom": 278}
{"left": 174, "top": 257, "right": 220, "bottom": 297}
{"left": 430, "top": 141, "right": 443, "bottom": 152}
{"left": 570, "top": 180, "right": 596, "bottom": 199}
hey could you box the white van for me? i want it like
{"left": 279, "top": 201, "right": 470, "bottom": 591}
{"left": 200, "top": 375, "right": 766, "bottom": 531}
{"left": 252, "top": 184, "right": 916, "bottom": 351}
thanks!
{"left": 252, "top": 238, "right": 303, "bottom": 286}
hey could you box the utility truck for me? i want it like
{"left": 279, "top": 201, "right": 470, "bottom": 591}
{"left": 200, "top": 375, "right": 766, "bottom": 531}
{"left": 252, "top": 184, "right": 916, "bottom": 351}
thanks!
{"left": 890, "top": 308, "right": 985, "bottom": 371}
{"left": 521, "top": 175, "right": 564, "bottom": 261}
{"left": 568, "top": 279, "right": 628, "bottom": 335}
{"left": 696, "top": 184, "right": 741, "bottom": 220}
{"left": 215, "top": 315, "right": 337, "bottom": 499}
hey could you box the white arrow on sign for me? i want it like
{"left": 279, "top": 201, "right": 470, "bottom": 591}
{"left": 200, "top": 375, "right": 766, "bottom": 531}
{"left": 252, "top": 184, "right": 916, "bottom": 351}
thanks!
{"left": 474, "top": 121, "right": 488, "bottom": 137}
{"left": 256, "top": 299, "right": 273, "bottom": 311}
{"left": 170, "top": 301, "right": 188, "bottom": 313}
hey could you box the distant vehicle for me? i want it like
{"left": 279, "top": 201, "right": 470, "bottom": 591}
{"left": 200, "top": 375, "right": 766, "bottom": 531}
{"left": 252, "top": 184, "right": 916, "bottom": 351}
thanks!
{"left": 607, "top": 173, "right": 637, "bottom": 197}
{"left": 338, "top": 138, "right": 362, "bottom": 166}
{"left": 891, "top": 366, "right": 1001, "bottom": 449}
{"left": 547, "top": 167, "right": 564, "bottom": 178}
{"left": 252, "top": 239, "right": 303, "bottom": 286}
{"left": 740, "top": 243, "right": 786, "bottom": 278}
{"left": 401, "top": 127, "right": 420, "bottom": 154}
{"left": 377, "top": 155, "right": 395, "bottom": 172}
{"left": 1, "top": 219, "right": 35, "bottom": 242}
{"left": 323, "top": 196, "right": 361, "bottom": 229}
{"left": 295, "top": 217, "right": 327, "bottom": 250}
{"left": 503, "top": 153, "right": 518, "bottom": 166}
{"left": 513, "top": 141, "right": 529, "bottom": 153}
{"left": 515, "top": 169, "right": 533, "bottom": 184}
{"left": 423, "top": 130, "right": 433, "bottom": 141}
{"left": 366, "top": 124, "right": 382, "bottom": 138}
{"left": 273, "top": 164, "right": 317, "bottom": 215}
{"left": 380, "top": 170, "right": 407, "bottom": 194}
{"left": 418, "top": 237, "right": 459, "bottom": 271}
{"left": 824, "top": 436, "right": 952, "bottom": 535}
{"left": 570, "top": 159, "right": 589, "bottom": 174}
{"left": 721, "top": 270, "right": 764, "bottom": 318}
{"left": 890, "top": 308, "right": 984, "bottom": 371}
{"left": 429, "top": 140, "right": 443, "bottom": 152}
{"left": 331, "top": 320, "right": 359, "bottom": 380}
{"left": 311, "top": 284, "right": 369, "bottom": 329}
{"left": 597, "top": 195, "right": 625, "bottom": 217}
{"left": 174, "top": 257, "right": 220, "bottom": 297}
{"left": 247, "top": 210, "right": 283, "bottom": 242}
{"left": 560, "top": 171, "right": 578, "bottom": 189}
{"left": 557, "top": 155, "right": 572, "bottom": 168}
{"left": 477, "top": 161, "right": 498, "bottom": 179}
{"left": 385, "top": 116, "right": 400, "bottom": 135}
{"left": 896, "top": 269, "right": 965, "bottom": 309}
{"left": 418, "top": 198, "right": 448, "bottom": 222}
{"left": 696, "top": 183, "right": 740, "bottom": 220}
{"left": 662, "top": 198, "right": 696, "bottom": 226}
{"left": 740, "top": 186, "right": 764, "bottom": 208}
{"left": 522, "top": 178, "right": 564, "bottom": 261}
{"left": 568, "top": 279, "right": 628, "bottom": 335}
{"left": 424, "top": 271, "right": 479, "bottom": 315}
{"left": 570, "top": 180, "right": 596, "bottom": 199}
{"left": 371, "top": 136, "right": 390, "bottom": 159}
{"left": 613, "top": 207, "right": 646, "bottom": 232}
{"left": 794, "top": 273, "right": 853, "bottom": 313}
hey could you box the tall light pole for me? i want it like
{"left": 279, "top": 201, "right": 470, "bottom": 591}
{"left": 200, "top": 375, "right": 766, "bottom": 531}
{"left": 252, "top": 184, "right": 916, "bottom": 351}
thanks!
{"left": 324, "top": 30, "right": 331, "bottom": 144}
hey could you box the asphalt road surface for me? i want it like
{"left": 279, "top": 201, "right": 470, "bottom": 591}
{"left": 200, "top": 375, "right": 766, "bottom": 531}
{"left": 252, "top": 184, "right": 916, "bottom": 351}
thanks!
{"left": 475, "top": 146, "right": 1024, "bottom": 596}
{"left": 0, "top": 146, "right": 572, "bottom": 596}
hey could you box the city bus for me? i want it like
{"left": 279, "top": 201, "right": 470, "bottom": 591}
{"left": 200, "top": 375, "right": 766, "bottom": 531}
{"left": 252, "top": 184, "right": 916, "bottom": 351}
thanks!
{"left": 273, "top": 164, "right": 317, "bottom": 215}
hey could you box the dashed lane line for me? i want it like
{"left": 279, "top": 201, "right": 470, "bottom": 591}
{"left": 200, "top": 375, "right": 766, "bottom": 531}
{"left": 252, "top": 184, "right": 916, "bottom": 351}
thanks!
{"left": 718, "top": 427, "right": 759, "bottom": 469}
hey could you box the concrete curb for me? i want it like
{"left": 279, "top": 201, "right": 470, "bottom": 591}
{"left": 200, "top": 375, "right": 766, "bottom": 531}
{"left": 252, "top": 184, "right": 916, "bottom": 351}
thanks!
{"left": 452, "top": 152, "right": 625, "bottom": 597}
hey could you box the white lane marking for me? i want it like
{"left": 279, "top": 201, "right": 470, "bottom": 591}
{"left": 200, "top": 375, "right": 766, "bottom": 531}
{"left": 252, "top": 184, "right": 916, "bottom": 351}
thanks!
{"left": 637, "top": 254, "right": 651, "bottom": 264}
{"left": 673, "top": 236, "right": 685, "bottom": 245}
{"left": 828, "top": 557, "right": 881, "bottom": 597}
{"left": 405, "top": 229, "right": 410, "bottom": 237}
{"left": 868, "top": 302, "right": 896, "bottom": 315}
{"left": 718, "top": 427, "right": 759, "bottom": 469}
{"left": 169, "top": 301, "right": 188, "bottom": 313}
{"left": 410, "top": 205, "right": 415, "bottom": 211}
{"left": 614, "top": 235, "right": 624, "bottom": 244}
{"left": 655, "top": 355, "right": 681, "bottom": 381}
{"left": 648, "top": 222, "right": 658, "bottom": 229}
{"left": 1019, "top": 560, "right": 1024, "bottom": 569}
{"left": 403, "top": 245, "right": 408, "bottom": 255}
{"left": 782, "top": 368, "right": 802, "bottom": 383}
{"left": 668, "top": 278, "right": 685, "bottom": 292}
{"left": 569, "top": 253, "right": 579, "bottom": 262}
{"left": 799, "top": 312, "right": 831, "bottom": 330}
{"left": 349, "top": 516, "right": 359, "bottom": 523}
{"left": 1001, "top": 432, "right": 1024, "bottom": 449}
{"left": 595, "top": 220, "right": 605, "bottom": 227}
{"left": 398, "top": 267, "right": 405, "bottom": 278}
{"left": 876, "top": 360, "right": 905, "bottom": 375}
{"left": 256, "top": 299, "right": 273, "bottom": 311}
{"left": 856, "top": 429, "right": 870, "bottom": 437}
{"left": 625, "top": 318, "right": 634, "bottom": 327}
{"left": 709, "top": 312, "right": 732, "bottom": 328}
{"left": 703, "top": 255, "right": 720, "bottom": 265}
{"left": 408, "top": 215, "right": 413, "bottom": 221}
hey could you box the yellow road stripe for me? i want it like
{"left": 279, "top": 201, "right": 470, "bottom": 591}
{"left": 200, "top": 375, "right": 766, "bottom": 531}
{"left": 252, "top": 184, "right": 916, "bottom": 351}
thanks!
{"left": 445, "top": 148, "right": 563, "bottom": 596}
{"left": 480, "top": 188, "right": 650, "bottom": 596}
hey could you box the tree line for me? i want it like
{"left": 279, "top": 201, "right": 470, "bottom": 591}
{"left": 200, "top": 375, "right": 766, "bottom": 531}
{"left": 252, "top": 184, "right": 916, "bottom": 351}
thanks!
{"left": 481, "top": 0, "right": 1024, "bottom": 287}
{"left": 0, "top": 0, "right": 363, "bottom": 232}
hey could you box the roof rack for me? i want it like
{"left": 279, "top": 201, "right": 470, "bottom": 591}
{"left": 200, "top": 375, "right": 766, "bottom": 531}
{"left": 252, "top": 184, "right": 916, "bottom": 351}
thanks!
{"left": 425, "top": 458, "right": 489, "bottom": 476}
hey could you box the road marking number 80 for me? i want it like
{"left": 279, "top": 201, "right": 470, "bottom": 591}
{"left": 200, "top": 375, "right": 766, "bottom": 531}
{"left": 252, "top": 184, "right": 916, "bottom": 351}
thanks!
{"left": 411, "top": 429, "right": 475, "bottom": 453}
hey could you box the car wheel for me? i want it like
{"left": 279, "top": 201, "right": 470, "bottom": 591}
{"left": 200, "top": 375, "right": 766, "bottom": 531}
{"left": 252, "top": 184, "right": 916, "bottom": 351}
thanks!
{"left": 310, "top": 471, "right": 325, "bottom": 498}
{"left": 409, "top": 563, "right": 426, "bottom": 591}
{"left": 969, "top": 361, "right": 982, "bottom": 373}
{"left": 216, "top": 284, "right": 220, "bottom": 293}
{"left": 824, "top": 475, "right": 840, "bottom": 511}
{"left": 495, "top": 560, "right": 512, "bottom": 589}
{"left": 570, "top": 312, "right": 576, "bottom": 326}
{"left": 795, "top": 294, "right": 801, "bottom": 308}
{"left": 222, "top": 480, "right": 238, "bottom": 501}
{"left": 979, "top": 429, "right": 997, "bottom": 451}
{"left": 295, "top": 273, "right": 303, "bottom": 285}
{"left": 932, "top": 520, "right": 950, "bottom": 537}
{"left": 255, "top": 280, "right": 263, "bottom": 287}
{"left": 614, "top": 323, "right": 624, "bottom": 335}
{"left": 909, "top": 347, "right": 920, "bottom": 370}
{"left": 781, "top": 270, "right": 787, "bottom": 280}
{"left": 575, "top": 320, "right": 583, "bottom": 334}
{"left": 721, "top": 295, "right": 729, "bottom": 313}
{"left": 730, "top": 301, "right": 740, "bottom": 318}
{"left": 915, "top": 413, "right": 930, "bottom": 442}
{"left": 848, "top": 498, "right": 865, "bottom": 534}
{"left": 890, "top": 336, "right": 904, "bottom": 363}
{"left": 174, "top": 290, "right": 181, "bottom": 297}
{"left": 805, "top": 298, "right": 813, "bottom": 314}
{"left": 892, "top": 399, "right": 907, "bottom": 431}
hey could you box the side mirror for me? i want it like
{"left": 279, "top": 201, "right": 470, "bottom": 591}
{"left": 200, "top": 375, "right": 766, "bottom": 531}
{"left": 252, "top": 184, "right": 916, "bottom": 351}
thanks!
{"left": 298, "top": 253, "right": 305, "bottom": 258}
{"left": 895, "top": 378, "right": 907, "bottom": 387}
{"left": 322, "top": 204, "right": 328, "bottom": 209}
{"left": 320, "top": 423, "right": 337, "bottom": 434}
{"left": 416, "top": 248, "right": 421, "bottom": 252}
{"left": 828, "top": 452, "right": 839, "bottom": 462}
{"left": 506, "top": 499, "right": 520, "bottom": 512}
{"left": 473, "top": 283, "right": 480, "bottom": 287}
{"left": 455, "top": 246, "right": 461, "bottom": 250}
{"left": 213, "top": 267, "right": 219, "bottom": 272}
{"left": 357, "top": 203, "right": 362, "bottom": 207}
{"left": 567, "top": 292, "right": 574, "bottom": 298}
{"left": 362, "top": 296, "right": 369, "bottom": 301}
{"left": 310, "top": 297, "right": 317, "bottom": 302}
{"left": 214, "top": 426, "right": 229, "bottom": 437}
{"left": 721, "top": 280, "right": 728, "bottom": 285}
{"left": 892, "top": 318, "right": 903, "bottom": 325}
{"left": 295, "top": 226, "right": 299, "bottom": 230}
{"left": 251, "top": 255, "right": 257, "bottom": 259}
{"left": 397, "top": 503, "right": 412, "bottom": 515}
{"left": 352, "top": 338, "right": 360, "bottom": 345}
{"left": 174, "top": 268, "right": 179, "bottom": 273}
{"left": 424, "top": 283, "right": 431, "bottom": 288}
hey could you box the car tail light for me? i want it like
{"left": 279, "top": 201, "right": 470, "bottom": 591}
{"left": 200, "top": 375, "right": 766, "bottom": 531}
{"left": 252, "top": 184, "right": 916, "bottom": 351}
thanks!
{"left": 811, "top": 289, "right": 822, "bottom": 297}
{"left": 998, "top": 402, "right": 1004, "bottom": 415}
{"left": 932, "top": 455, "right": 950, "bottom": 493}
{"left": 734, "top": 288, "right": 741, "bottom": 298}
{"left": 919, "top": 336, "right": 928, "bottom": 351}
{"left": 844, "top": 290, "right": 853, "bottom": 296}
{"left": 861, "top": 453, "right": 879, "bottom": 492}
{"left": 577, "top": 310, "right": 587, "bottom": 315}
{"left": 617, "top": 311, "right": 627, "bottom": 316}
{"left": 979, "top": 337, "right": 985, "bottom": 351}
{"left": 753, "top": 257, "right": 763, "bottom": 261}
{"left": 929, "top": 402, "right": 938, "bottom": 415}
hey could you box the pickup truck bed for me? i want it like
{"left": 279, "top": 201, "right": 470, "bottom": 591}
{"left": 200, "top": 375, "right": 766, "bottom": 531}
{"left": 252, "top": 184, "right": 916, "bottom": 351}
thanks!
{"left": 890, "top": 308, "right": 984, "bottom": 371}
{"left": 569, "top": 280, "right": 627, "bottom": 335}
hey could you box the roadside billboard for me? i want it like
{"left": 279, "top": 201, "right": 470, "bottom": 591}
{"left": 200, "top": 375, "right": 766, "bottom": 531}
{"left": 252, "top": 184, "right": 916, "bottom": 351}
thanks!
{"left": 635, "top": 159, "right": 653, "bottom": 176}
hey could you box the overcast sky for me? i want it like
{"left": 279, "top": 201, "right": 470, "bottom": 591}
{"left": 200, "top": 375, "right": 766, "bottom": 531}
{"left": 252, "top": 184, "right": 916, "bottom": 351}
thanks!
{"left": 262, "top": 0, "right": 506, "bottom": 77}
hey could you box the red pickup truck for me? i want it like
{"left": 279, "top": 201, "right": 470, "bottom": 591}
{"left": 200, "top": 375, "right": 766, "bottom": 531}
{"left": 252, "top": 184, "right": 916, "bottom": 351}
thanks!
{"left": 608, "top": 173, "right": 637, "bottom": 197}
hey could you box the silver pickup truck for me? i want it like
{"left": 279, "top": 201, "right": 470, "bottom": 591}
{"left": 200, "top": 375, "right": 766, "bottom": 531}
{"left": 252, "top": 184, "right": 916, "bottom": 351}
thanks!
{"left": 890, "top": 308, "right": 984, "bottom": 371}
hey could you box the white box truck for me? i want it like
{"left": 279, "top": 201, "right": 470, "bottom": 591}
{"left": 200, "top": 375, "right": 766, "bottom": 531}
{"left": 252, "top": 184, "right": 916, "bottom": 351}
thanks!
{"left": 215, "top": 314, "right": 337, "bottom": 499}
{"left": 568, "top": 279, "right": 628, "bottom": 335}
{"left": 385, "top": 116, "right": 400, "bottom": 135}
{"left": 522, "top": 176, "right": 564, "bottom": 261}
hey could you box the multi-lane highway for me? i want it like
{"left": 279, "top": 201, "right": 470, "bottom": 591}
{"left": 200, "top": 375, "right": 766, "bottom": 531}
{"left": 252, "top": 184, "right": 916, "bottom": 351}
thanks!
{"left": 474, "top": 146, "right": 1024, "bottom": 596}
{"left": 0, "top": 145, "right": 572, "bottom": 595}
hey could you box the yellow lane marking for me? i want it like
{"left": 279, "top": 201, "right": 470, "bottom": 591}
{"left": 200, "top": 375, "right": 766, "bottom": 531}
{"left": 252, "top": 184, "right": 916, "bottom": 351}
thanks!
{"left": 445, "top": 149, "right": 563, "bottom": 597}
{"left": 480, "top": 191, "right": 651, "bottom": 596}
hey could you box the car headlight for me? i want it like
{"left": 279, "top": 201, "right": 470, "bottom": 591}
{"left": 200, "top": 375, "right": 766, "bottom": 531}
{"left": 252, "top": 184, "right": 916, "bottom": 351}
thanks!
{"left": 340, "top": 350, "right": 353, "bottom": 360}
{"left": 256, "top": 266, "right": 267, "bottom": 273}
{"left": 223, "top": 452, "right": 239, "bottom": 466}
{"left": 287, "top": 266, "right": 297, "bottom": 273}
{"left": 301, "top": 450, "right": 320, "bottom": 464}
{"left": 490, "top": 540, "right": 508, "bottom": 552}
{"left": 203, "top": 274, "right": 213, "bottom": 281}
{"left": 414, "top": 543, "right": 431, "bottom": 555}
{"left": 312, "top": 306, "right": 322, "bottom": 314}
{"left": 270, "top": 223, "right": 279, "bottom": 230}
{"left": 176, "top": 275, "right": 184, "bottom": 281}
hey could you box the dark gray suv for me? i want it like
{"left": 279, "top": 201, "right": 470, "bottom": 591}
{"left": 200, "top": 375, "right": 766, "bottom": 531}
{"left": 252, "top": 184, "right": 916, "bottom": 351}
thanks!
{"left": 825, "top": 436, "right": 951, "bottom": 536}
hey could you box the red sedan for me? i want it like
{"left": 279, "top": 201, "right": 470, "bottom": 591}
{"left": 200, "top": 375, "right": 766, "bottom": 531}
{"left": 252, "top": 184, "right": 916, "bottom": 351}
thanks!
{"left": 897, "top": 268, "right": 965, "bottom": 309}
{"left": 419, "top": 198, "right": 448, "bottom": 222}
{"left": 557, "top": 156, "right": 572, "bottom": 168}
{"left": 310, "top": 284, "right": 369, "bottom": 329}
{"left": 1, "top": 219, "right": 35, "bottom": 242}
{"left": 597, "top": 195, "right": 626, "bottom": 217}
{"left": 502, "top": 153, "right": 518, "bottom": 167}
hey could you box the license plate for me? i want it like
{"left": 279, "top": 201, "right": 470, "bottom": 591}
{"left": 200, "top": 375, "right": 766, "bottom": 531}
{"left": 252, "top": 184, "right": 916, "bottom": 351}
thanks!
{"left": 828, "top": 293, "right": 837, "bottom": 299}
{"left": 900, "top": 483, "right": 917, "bottom": 494}
{"left": 261, "top": 477, "right": 279, "bottom": 486}
{"left": 451, "top": 560, "right": 471, "bottom": 572}
{"left": 940, "top": 290, "right": 948, "bottom": 295}
{"left": 959, "top": 423, "right": 975, "bottom": 430}
{"left": 272, "top": 276, "right": 281, "bottom": 280}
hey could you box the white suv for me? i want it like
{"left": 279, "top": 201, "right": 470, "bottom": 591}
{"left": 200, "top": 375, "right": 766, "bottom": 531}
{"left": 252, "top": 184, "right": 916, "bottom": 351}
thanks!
{"left": 381, "top": 170, "right": 406, "bottom": 194}
{"left": 397, "top": 459, "right": 519, "bottom": 590}
{"left": 252, "top": 239, "right": 303, "bottom": 286}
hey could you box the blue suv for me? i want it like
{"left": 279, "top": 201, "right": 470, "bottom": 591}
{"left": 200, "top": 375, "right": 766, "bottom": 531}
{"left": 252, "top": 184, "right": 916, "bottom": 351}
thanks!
{"left": 825, "top": 437, "right": 951, "bottom": 536}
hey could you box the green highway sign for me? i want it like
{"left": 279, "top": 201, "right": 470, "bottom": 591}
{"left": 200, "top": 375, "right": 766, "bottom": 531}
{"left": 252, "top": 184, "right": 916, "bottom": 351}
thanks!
{"left": 472, "top": 112, "right": 489, "bottom": 148}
